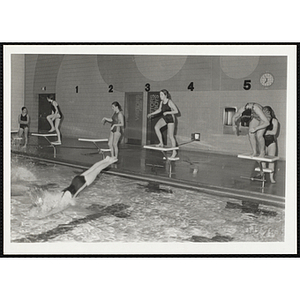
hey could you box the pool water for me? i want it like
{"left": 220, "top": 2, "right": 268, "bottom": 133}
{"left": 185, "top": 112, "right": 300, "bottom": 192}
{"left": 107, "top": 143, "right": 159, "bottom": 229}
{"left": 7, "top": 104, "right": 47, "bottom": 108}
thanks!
{"left": 10, "top": 155, "right": 285, "bottom": 243}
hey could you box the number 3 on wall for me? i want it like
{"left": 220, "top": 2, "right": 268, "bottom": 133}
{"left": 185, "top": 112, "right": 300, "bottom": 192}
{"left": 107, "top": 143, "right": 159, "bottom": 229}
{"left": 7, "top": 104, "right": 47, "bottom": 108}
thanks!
{"left": 243, "top": 80, "right": 251, "bottom": 90}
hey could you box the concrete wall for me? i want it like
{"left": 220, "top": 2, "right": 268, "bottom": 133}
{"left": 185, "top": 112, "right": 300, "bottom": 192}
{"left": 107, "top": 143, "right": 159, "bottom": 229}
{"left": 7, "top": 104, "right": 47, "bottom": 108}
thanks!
{"left": 19, "top": 54, "right": 287, "bottom": 158}
{"left": 11, "top": 54, "right": 25, "bottom": 130}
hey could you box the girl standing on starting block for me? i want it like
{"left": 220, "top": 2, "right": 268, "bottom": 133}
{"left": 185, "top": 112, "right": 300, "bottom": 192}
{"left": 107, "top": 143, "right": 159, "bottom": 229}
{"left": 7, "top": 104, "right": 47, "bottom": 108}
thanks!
{"left": 102, "top": 101, "right": 124, "bottom": 158}
{"left": 46, "top": 96, "right": 63, "bottom": 145}
{"left": 147, "top": 89, "right": 178, "bottom": 158}
{"left": 232, "top": 102, "right": 270, "bottom": 157}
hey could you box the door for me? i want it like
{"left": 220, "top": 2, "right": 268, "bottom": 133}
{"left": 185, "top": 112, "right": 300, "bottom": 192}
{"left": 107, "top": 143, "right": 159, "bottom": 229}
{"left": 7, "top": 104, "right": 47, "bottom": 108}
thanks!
{"left": 124, "top": 92, "right": 143, "bottom": 145}
{"left": 147, "top": 91, "right": 167, "bottom": 145}
{"left": 38, "top": 94, "right": 55, "bottom": 133}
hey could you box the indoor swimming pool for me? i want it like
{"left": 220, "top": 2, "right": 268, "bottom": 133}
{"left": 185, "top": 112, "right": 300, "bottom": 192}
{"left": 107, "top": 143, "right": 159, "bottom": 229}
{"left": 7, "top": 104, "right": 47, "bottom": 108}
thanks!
{"left": 10, "top": 154, "right": 285, "bottom": 243}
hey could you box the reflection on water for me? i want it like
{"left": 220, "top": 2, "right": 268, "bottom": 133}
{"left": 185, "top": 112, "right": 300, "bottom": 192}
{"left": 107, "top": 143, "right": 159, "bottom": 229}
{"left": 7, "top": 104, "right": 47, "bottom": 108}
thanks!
{"left": 10, "top": 155, "right": 285, "bottom": 243}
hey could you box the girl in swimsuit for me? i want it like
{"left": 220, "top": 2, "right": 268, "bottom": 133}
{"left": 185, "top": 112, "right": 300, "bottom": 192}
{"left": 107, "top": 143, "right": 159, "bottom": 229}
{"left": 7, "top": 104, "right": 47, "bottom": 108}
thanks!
{"left": 32, "top": 156, "right": 117, "bottom": 218}
{"left": 262, "top": 106, "right": 278, "bottom": 183}
{"left": 46, "top": 96, "right": 63, "bottom": 145}
{"left": 147, "top": 89, "right": 178, "bottom": 158}
{"left": 18, "top": 106, "right": 30, "bottom": 147}
{"left": 232, "top": 102, "right": 270, "bottom": 157}
{"left": 102, "top": 101, "right": 124, "bottom": 158}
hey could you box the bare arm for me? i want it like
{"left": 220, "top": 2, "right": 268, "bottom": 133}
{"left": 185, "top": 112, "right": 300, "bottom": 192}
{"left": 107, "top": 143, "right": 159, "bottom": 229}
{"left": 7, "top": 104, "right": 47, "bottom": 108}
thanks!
{"left": 147, "top": 102, "right": 162, "bottom": 118}
{"left": 232, "top": 107, "right": 244, "bottom": 125}
{"left": 232, "top": 107, "right": 244, "bottom": 135}
{"left": 102, "top": 117, "right": 113, "bottom": 124}
{"left": 18, "top": 114, "right": 30, "bottom": 125}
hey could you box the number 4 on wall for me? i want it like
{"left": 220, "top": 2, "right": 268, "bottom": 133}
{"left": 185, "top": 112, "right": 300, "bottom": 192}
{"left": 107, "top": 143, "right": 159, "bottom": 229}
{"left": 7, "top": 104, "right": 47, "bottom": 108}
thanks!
{"left": 188, "top": 82, "right": 194, "bottom": 91}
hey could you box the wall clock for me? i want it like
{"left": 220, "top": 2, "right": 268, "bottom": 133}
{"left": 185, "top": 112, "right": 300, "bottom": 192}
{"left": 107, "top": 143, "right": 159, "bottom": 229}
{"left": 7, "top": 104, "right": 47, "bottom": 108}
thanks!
{"left": 260, "top": 72, "right": 274, "bottom": 87}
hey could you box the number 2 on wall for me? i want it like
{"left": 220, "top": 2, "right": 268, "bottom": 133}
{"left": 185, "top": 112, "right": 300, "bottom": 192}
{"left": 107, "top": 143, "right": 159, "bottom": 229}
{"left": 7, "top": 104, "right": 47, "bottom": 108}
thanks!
{"left": 108, "top": 85, "right": 113, "bottom": 93}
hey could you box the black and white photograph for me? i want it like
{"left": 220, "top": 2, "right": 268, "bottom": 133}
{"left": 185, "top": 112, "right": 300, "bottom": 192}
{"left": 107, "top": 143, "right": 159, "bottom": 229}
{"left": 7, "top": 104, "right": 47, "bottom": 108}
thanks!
{"left": 3, "top": 44, "right": 297, "bottom": 255}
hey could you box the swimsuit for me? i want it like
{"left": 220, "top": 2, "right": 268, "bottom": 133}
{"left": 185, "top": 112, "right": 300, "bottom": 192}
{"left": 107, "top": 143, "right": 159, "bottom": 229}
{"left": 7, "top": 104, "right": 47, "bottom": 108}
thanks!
{"left": 111, "top": 112, "right": 123, "bottom": 133}
{"left": 161, "top": 101, "right": 174, "bottom": 124}
{"left": 264, "top": 135, "right": 276, "bottom": 147}
{"left": 51, "top": 102, "right": 63, "bottom": 119}
{"left": 62, "top": 175, "right": 86, "bottom": 197}
{"left": 264, "top": 118, "right": 276, "bottom": 147}
{"left": 241, "top": 109, "right": 252, "bottom": 126}
{"left": 20, "top": 114, "right": 28, "bottom": 129}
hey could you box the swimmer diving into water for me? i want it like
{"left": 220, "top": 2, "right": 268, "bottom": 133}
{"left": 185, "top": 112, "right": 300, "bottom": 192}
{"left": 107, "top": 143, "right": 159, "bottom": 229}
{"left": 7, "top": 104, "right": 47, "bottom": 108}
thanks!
{"left": 31, "top": 156, "right": 117, "bottom": 218}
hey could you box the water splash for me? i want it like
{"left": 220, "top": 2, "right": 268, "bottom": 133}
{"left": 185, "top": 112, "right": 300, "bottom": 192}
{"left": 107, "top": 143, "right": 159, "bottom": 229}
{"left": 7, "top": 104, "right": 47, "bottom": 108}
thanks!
{"left": 28, "top": 189, "right": 75, "bottom": 219}
{"left": 11, "top": 166, "right": 36, "bottom": 182}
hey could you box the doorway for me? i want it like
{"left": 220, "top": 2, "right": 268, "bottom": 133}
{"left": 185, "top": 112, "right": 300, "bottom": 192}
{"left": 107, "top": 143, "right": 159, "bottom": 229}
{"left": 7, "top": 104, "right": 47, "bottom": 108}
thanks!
{"left": 124, "top": 92, "right": 143, "bottom": 145}
{"left": 38, "top": 94, "right": 55, "bottom": 133}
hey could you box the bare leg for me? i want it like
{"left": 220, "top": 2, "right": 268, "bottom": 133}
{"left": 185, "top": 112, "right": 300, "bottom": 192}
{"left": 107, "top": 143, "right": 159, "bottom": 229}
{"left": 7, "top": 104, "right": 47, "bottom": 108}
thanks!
{"left": 81, "top": 156, "right": 117, "bottom": 187}
{"left": 266, "top": 143, "right": 276, "bottom": 183}
{"left": 47, "top": 115, "right": 55, "bottom": 132}
{"left": 248, "top": 119, "right": 259, "bottom": 156}
{"left": 154, "top": 118, "right": 166, "bottom": 147}
{"left": 256, "top": 129, "right": 266, "bottom": 157}
{"left": 167, "top": 123, "right": 177, "bottom": 158}
{"left": 54, "top": 118, "right": 61, "bottom": 143}
{"left": 16, "top": 128, "right": 24, "bottom": 146}
{"left": 248, "top": 133, "right": 258, "bottom": 156}
{"left": 18, "top": 128, "right": 24, "bottom": 138}
{"left": 112, "top": 131, "right": 121, "bottom": 158}
{"left": 108, "top": 132, "right": 114, "bottom": 157}
{"left": 23, "top": 127, "right": 29, "bottom": 146}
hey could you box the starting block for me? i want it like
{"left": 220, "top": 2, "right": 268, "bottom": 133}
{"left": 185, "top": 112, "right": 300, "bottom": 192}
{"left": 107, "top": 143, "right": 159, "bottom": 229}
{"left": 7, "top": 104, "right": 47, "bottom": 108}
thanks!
{"left": 143, "top": 145, "right": 179, "bottom": 159}
{"left": 238, "top": 153, "right": 279, "bottom": 189}
{"left": 143, "top": 144, "right": 179, "bottom": 177}
{"left": 78, "top": 138, "right": 109, "bottom": 158}
{"left": 11, "top": 130, "right": 22, "bottom": 145}
{"left": 254, "top": 167, "right": 273, "bottom": 173}
{"left": 32, "top": 133, "right": 59, "bottom": 158}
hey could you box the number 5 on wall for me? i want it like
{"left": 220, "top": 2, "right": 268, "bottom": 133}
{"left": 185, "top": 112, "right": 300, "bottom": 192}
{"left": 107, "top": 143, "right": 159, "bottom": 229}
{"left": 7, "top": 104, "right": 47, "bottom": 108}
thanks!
{"left": 243, "top": 80, "right": 251, "bottom": 90}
